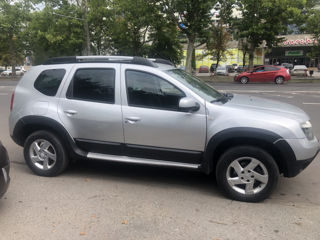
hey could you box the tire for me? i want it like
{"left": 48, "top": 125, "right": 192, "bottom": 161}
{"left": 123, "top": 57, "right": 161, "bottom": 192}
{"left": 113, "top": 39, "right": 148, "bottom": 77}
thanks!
{"left": 240, "top": 77, "right": 248, "bottom": 84}
{"left": 275, "top": 76, "right": 284, "bottom": 84}
{"left": 24, "top": 130, "right": 69, "bottom": 177}
{"left": 216, "top": 146, "right": 279, "bottom": 202}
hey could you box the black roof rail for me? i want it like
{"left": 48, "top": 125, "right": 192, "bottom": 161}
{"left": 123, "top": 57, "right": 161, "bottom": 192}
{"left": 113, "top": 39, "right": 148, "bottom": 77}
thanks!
{"left": 148, "top": 58, "right": 175, "bottom": 67}
{"left": 43, "top": 56, "right": 158, "bottom": 68}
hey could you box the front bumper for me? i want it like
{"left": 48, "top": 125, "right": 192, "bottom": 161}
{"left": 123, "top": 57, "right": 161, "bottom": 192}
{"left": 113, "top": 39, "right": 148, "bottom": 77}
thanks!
{"left": 274, "top": 138, "right": 320, "bottom": 177}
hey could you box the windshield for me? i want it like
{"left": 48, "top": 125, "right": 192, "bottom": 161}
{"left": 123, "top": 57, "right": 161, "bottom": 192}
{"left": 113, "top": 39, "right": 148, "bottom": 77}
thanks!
{"left": 217, "top": 66, "right": 226, "bottom": 70}
{"left": 166, "top": 69, "right": 223, "bottom": 102}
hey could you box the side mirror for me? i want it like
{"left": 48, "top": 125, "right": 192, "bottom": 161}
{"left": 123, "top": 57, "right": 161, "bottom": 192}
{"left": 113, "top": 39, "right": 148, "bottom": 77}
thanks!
{"left": 179, "top": 97, "right": 200, "bottom": 112}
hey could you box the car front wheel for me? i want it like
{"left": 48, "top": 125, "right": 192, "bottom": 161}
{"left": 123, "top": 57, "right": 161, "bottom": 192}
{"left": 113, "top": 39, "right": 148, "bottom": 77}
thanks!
{"left": 240, "top": 77, "right": 248, "bottom": 84}
{"left": 216, "top": 146, "right": 279, "bottom": 202}
{"left": 24, "top": 130, "right": 69, "bottom": 177}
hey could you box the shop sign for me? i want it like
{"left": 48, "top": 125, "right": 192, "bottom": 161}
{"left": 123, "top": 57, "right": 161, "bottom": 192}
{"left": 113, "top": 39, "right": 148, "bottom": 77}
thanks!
{"left": 283, "top": 37, "right": 317, "bottom": 46}
{"left": 285, "top": 50, "right": 303, "bottom": 56}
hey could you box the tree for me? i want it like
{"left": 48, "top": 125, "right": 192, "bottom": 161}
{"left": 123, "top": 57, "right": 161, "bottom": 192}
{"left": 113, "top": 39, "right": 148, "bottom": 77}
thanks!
{"left": 160, "top": 0, "right": 217, "bottom": 73}
{"left": 304, "top": 0, "right": 320, "bottom": 61}
{"left": 27, "top": 1, "right": 84, "bottom": 64}
{"left": 0, "top": 1, "right": 30, "bottom": 75}
{"left": 204, "top": 0, "right": 234, "bottom": 71}
{"left": 205, "top": 24, "right": 231, "bottom": 71}
{"left": 235, "top": 0, "right": 306, "bottom": 68}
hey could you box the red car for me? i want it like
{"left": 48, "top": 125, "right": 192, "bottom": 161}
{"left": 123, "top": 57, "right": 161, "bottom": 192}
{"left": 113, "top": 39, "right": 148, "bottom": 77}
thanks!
{"left": 199, "top": 65, "right": 209, "bottom": 73}
{"left": 234, "top": 65, "right": 291, "bottom": 84}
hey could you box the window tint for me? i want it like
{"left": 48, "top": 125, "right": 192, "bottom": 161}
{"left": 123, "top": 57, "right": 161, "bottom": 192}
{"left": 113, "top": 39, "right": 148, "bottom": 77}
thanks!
{"left": 265, "top": 66, "right": 280, "bottom": 71}
{"left": 34, "top": 69, "right": 66, "bottom": 96}
{"left": 68, "top": 68, "right": 115, "bottom": 103}
{"left": 126, "top": 70, "right": 185, "bottom": 111}
{"left": 254, "top": 67, "right": 265, "bottom": 72}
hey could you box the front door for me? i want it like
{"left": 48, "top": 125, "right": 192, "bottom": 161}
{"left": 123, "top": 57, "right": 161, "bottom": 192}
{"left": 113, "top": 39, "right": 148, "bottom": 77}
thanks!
{"left": 58, "top": 64, "right": 124, "bottom": 154}
{"left": 121, "top": 67, "right": 207, "bottom": 163}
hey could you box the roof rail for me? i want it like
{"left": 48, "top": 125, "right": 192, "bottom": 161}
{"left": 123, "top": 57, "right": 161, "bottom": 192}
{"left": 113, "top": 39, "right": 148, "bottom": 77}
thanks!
{"left": 43, "top": 56, "right": 158, "bottom": 68}
{"left": 148, "top": 58, "right": 175, "bottom": 67}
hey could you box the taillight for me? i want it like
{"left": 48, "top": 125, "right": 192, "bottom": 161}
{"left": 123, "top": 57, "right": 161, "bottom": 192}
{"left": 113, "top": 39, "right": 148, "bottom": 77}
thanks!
{"left": 10, "top": 91, "right": 15, "bottom": 111}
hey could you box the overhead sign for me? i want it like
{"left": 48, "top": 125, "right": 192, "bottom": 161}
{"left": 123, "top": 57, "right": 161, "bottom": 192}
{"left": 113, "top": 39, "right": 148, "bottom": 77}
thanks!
{"left": 283, "top": 36, "right": 317, "bottom": 46}
{"left": 285, "top": 50, "right": 303, "bottom": 56}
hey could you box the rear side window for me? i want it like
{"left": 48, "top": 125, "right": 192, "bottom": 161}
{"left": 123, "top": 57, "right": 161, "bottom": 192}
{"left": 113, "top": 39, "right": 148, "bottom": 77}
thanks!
{"left": 67, "top": 68, "right": 115, "bottom": 104}
{"left": 34, "top": 69, "right": 66, "bottom": 96}
{"left": 265, "top": 66, "right": 280, "bottom": 71}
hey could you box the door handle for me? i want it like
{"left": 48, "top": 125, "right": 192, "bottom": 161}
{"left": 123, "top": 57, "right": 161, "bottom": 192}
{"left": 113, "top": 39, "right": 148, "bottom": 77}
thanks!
{"left": 125, "top": 117, "right": 141, "bottom": 124}
{"left": 64, "top": 110, "right": 78, "bottom": 116}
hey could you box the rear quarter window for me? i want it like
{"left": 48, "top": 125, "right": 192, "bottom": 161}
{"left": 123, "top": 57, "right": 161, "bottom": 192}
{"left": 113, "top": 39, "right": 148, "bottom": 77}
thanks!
{"left": 34, "top": 69, "right": 66, "bottom": 96}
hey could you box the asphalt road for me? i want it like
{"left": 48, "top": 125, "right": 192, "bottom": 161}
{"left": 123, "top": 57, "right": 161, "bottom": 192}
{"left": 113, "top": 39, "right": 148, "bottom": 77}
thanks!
{"left": 0, "top": 80, "right": 320, "bottom": 240}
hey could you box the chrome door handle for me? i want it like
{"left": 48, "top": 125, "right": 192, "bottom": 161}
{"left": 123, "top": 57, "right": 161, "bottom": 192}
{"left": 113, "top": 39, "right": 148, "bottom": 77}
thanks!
{"left": 125, "top": 117, "right": 141, "bottom": 124}
{"left": 64, "top": 110, "right": 78, "bottom": 115}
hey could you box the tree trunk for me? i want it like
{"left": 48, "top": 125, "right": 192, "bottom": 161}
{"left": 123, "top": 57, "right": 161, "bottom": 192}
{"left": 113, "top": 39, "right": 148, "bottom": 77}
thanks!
{"left": 185, "top": 36, "right": 195, "bottom": 73}
{"left": 248, "top": 48, "right": 254, "bottom": 69}
{"left": 83, "top": 0, "right": 91, "bottom": 55}
{"left": 242, "top": 51, "right": 247, "bottom": 68}
{"left": 9, "top": 34, "right": 16, "bottom": 77}
{"left": 215, "top": 51, "right": 221, "bottom": 73}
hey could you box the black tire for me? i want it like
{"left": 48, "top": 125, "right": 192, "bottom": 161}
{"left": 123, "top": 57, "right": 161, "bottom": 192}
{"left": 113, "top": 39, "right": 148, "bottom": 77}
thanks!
{"left": 240, "top": 77, "right": 248, "bottom": 84}
{"left": 24, "top": 130, "right": 69, "bottom": 177}
{"left": 275, "top": 76, "right": 284, "bottom": 84}
{"left": 216, "top": 146, "right": 279, "bottom": 202}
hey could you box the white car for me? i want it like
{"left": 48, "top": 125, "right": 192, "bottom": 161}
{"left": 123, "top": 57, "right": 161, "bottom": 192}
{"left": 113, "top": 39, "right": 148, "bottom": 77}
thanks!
{"left": 291, "top": 65, "right": 308, "bottom": 76}
{"left": 1, "top": 69, "right": 24, "bottom": 76}
{"left": 216, "top": 66, "right": 228, "bottom": 76}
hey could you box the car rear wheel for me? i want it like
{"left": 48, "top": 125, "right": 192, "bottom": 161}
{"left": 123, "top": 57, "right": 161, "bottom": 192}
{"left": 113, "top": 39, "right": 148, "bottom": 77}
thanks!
{"left": 24, "top": 130, "right": 69, "bottom": 177}
{"left": 275, "top": 76, "right": 284, "bottom": 84}
{"left": 216, "top": 146, "right": 279, "bottom": 202}
{"left": 240, "top": 77, "right": 248, "bottom": 84}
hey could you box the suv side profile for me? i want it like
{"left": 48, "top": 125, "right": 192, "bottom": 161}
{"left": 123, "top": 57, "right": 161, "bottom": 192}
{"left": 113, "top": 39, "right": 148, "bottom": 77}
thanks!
{"left": 9, "top": 56, "right": 319, "bottom": 202}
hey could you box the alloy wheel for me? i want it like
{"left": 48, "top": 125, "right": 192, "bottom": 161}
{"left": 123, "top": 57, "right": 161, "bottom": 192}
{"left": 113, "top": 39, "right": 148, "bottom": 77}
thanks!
{"left": 29, "top": 139, "right": 57, "bottom": 170}
{"left": 226, "top": 157, "right": 269, "bottom": 195}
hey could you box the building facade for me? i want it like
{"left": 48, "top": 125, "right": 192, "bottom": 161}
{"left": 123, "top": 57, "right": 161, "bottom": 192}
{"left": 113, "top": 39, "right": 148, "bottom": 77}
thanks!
{"left": 265, "top": 34, "right": 319, "bottom": 67}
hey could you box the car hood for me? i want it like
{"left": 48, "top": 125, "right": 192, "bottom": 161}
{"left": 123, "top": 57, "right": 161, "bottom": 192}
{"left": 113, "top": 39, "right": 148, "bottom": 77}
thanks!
{"left": 224, "top": 94, "right": 308, "bottom": 121}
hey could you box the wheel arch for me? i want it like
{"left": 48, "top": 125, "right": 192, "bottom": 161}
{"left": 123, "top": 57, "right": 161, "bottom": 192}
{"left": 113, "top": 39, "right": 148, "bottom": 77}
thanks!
{"left": 11, "top": 116, "right": 87, "bottom": 158}
{"left": 202, "top": 128, "right": 295, "bottom": 176}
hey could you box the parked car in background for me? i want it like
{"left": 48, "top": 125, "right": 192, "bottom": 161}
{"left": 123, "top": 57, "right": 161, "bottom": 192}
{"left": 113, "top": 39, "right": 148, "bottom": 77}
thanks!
{"left": 291, "top": 65, "right": 308, "bottom": 76}
{"left": 199, "top": 65, "right": 209, "bottom": 73}
{"left": 216, "top": 66, "right": 228, "bottom": 75}
{"left": 226, "top": 65, "right": 234, "bottom": 73}
{"left": 281, "top": 63, "right": 294, "bottom": 70}
{"left": 234, "top": 65, "right": 291, "bottom": 84}
{"left": 1, "top": 68, "right": 24, "bottom": 76}
{"left": 0, "top": 141, "right": 10, "bottom": 198}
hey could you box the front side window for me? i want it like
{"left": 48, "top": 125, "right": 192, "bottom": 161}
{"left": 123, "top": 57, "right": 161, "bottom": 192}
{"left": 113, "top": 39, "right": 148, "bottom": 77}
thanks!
{"left": 254, "top": 67, "right": 265, "bottom": 72}
{"left": 126, "top": 70, "right": 185, "bottom": 111}
{"left": 67, "top": 68, "right": 115, "bottom": 103}
{"left": 165, "top": 69, "right": 222, "bottom": 102}
{"left": 34, "top": 69, "right": 66, "bottom": 96}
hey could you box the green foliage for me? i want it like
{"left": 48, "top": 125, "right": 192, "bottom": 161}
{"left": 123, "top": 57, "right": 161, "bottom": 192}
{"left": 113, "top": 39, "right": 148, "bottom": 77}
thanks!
{"left": 235, "top": 0, "right": 306, "bottom": 67}
{"left": 0, "top": 1, "right": 29, "bottom": 68}
{"left": 27, "top": 2, "right": 84, "bottom": 64}
{"left": 205, "top": 24, "right": 231, "bottom": 69}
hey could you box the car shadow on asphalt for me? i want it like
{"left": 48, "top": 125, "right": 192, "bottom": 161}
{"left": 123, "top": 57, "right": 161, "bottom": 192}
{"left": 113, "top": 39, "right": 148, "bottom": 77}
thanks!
{"left": 65, "top": 159, "right": 223, "bottom": 198}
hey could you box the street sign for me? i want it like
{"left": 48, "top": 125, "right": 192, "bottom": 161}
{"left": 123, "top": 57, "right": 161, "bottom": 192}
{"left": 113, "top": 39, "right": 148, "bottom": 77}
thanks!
{"left": 285, "top": 50, "right": 303, "bottom": 56}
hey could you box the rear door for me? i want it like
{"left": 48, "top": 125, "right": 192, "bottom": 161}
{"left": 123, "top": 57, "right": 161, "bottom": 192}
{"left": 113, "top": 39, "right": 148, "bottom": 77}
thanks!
{"left": 58, "top": 63, "right": 124, "bottom": 155}
{"left": 264, "top": 66, "right": 279, "bottom": 82}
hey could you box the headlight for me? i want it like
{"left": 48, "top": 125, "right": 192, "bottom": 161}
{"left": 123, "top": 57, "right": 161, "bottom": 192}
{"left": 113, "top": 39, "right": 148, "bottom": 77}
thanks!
{"left": 301, "top": 121, "right": 314, "bottom": 140}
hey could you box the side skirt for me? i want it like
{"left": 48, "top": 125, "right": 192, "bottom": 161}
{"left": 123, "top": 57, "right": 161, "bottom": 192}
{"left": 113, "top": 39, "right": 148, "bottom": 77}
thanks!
{"left": 87, "top": 152, "right": 201, "bottom": 170}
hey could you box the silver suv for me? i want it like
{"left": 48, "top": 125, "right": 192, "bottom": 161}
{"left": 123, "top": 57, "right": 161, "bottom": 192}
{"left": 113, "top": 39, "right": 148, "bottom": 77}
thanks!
{"left": 9, "top": 56, "right": 320, "bottom": 202}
